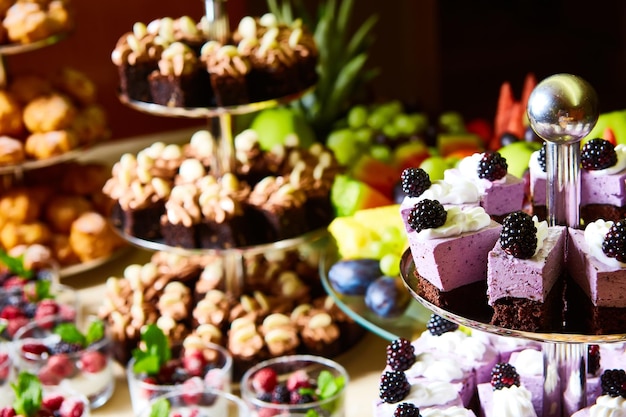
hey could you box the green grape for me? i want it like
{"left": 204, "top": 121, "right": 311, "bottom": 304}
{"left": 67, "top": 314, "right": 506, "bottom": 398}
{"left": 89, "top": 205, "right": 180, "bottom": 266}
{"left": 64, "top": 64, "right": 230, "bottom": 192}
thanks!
{"left": 370, "top": 144, "right": 392, "bottom": 163}
{"left": 326, "top": 128, "right": 362, "bottom": 166}
{"left": 367, "top": 112, "right": 387, "bottom": 130}
{"left": 366, "top": 240, "right": 386, "bottom": 259}
{"left": 347, "top": 105, "right": 369, "bottom": 129}
{"left": 379, "top": 226, "right": 404, "bottom": 250}
{"left": 408, "top": 113, "right": 429, "bottom": 133}
{"left": 393, "top": 114, "right": 417, "bottom": 136}
{"left": 382, "top": 123, "right": 400, "bottom": 139}
{"left": 419, "top": 156, "right": 448, "bottom": 181}
{"left": 378, "top": 100, "right": 403, "bottom": 117}
{"left": 353, "top": 127, "right": 374, "bottom": 145}
{"left": 438, "top": 111, "right": 465, "bottom": 130}
{"left": 379, "top": 253, "right": 401, "bottom": 277}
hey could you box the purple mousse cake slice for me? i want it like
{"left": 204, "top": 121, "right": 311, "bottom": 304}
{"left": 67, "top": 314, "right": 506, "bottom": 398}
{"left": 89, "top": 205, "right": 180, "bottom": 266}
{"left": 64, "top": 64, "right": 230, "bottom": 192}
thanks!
{"left": 579, "top": 140, "right": 626, "bottom": 224}
{"left": 404, "top": 199, "right": 501, "bottom": 316}
{"left": 451, "top": 151, "right": 525, "bottom": 221}
{"left": 487, "top": 211, "right": 566, "bottom": 332}
{"left": 566, "top": 219, "right": 626, "bottom": 334}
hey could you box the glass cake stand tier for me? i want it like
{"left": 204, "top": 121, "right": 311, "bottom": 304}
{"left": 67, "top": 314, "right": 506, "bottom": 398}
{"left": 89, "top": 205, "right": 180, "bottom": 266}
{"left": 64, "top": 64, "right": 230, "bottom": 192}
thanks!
{"left": 118, "top": 87, "right": 314, "bottom": 119}
{"left": 399, "top": 249, "right": 626, "bottom": 417}
{"left": 114, "top": 224, "right": 329, "bottom": 296}
{"left": 118, "top": 86, "right": 314, "bottom": 176}
{"left": 319, "top": 243, "right": 431, "bottom": 342}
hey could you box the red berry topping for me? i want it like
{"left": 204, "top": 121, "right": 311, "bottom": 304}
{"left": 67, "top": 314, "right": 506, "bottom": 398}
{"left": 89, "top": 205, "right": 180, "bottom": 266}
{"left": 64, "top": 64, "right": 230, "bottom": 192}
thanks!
{"left": 6, "top": 317, "right": 29, "bottom": 337}
{"left": 0, "top": 305, "right": 25, "bottom": 320}
{"left": 21, "top": 342, "right": 50, "bottom": 358}
{"left": 58, "top": 397, "right": 85, "bottom": 417}
{"left": 286, "top": 370, "right": 311, "bottom": 391}
{"left": 79, "top": 350, "right": 107, "bottom": 373}
{"left": 48, "top": 354, "right": 75, "bottom": 378}
{"left": 182, "top": 349, "right": 207, "bottom": 377}
{"left": 181, "top": 377, "right": 204, "bottom": 405}
{"left": 252, "top": 367, "right": 278, "bottom": 393}
{"left": 0, "top": 407, "right": 16, "bottom": 417}
{"left": 34, "top": 300, "right": 60, "bottom": 327}
{"left": 42, "top": 395, "right": 64, "bottom": 412}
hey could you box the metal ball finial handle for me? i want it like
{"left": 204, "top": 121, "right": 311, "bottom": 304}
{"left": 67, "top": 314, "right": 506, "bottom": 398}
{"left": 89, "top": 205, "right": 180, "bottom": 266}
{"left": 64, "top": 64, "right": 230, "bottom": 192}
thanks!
{"left": 528, "top": 75, "right": 599, "bottom": 416}
{"left": 527, "top": 73, "right": 599, "bottom": 228}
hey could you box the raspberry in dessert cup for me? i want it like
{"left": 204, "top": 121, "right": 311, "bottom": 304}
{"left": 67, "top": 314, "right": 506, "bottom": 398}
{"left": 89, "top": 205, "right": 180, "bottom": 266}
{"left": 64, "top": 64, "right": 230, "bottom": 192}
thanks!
{"left": 0, "top": 371, "right": 90, "bottom": 417}
{"left": 127, "top": 324, "right": 233, "bottom": 415}
{"left": 13, "top": 316, "right": 115, "bottom": 409}
{"left": 0, "top": 280, "right": 78, "bottom": 340}
{"left": 136, "top": 387, "right": 250, "bottom": 417}
{"left": 240, "top": 354, "right": 348, "bottom": 417}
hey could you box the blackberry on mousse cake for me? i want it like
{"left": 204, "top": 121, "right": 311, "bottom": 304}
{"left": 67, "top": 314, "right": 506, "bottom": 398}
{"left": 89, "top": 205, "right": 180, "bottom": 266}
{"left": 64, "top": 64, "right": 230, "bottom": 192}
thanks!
{"left": 487, "top": 211, "right": 566, "bottom": 332}
{"left": 530, "top": 138, "right": 626, "bottom": 224}
{"left": 402, "top": 197, "right": 501, "bottom": 317}
{"left": 566, "top": 218, "right": 626, "bottom": 334}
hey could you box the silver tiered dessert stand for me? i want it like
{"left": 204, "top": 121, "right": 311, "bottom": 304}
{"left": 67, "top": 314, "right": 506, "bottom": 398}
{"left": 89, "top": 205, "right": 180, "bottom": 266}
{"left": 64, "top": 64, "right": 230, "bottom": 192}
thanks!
{"left": 401, "top": 74, "right": 626, "bottom": 417}
{"left": 115, "top": 0, "right": 325, "bottom": 296}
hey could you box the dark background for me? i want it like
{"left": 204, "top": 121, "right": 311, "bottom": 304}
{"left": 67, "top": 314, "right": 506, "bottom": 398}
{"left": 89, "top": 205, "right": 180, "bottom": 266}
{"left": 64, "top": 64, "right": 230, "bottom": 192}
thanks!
{"left": 10, "top": 0, "right": 626, "bottom": 138}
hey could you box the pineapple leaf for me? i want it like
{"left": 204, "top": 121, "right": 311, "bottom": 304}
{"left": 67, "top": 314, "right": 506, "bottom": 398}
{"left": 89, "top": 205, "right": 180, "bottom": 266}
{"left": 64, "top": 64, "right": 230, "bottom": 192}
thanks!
{"left": 346, "top": 14, "right": 378, "bottom": 59}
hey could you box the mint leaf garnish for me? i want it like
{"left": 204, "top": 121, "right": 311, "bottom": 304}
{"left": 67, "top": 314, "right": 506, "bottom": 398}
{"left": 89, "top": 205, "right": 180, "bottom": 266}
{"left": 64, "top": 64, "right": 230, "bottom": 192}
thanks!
{"left": 25, "top": 280, "right": 52, "bottom": 303}
{"left": 11, "top": 371, "right": 42, "bottom": 417}
{"left": 132, "top": 324, "right": 171, "bottom": 375}
{"left": 317, "top": 370, "right": 344, "bottom": 399}
{"left": 149, "top": 397, "right": 171, "bottom": 417}
{"left": 85, "top": 320, "right": 105, "bottom": 346}
{"left": 54, "top": 323, "right": 86, "bottom": 347}
{"left": 0, "top": 249, "right": 33, "bottom": 279}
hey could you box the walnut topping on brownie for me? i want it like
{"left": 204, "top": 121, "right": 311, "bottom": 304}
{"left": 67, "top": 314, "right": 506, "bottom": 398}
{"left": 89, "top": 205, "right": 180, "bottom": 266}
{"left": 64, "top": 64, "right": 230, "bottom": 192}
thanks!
{"left": 192, "top": 289, "right": 231, "bottom": 329}
{"left": 249, "top": 176, "right": 306, "bottom": 209}
{"left": 260, "top": 313, "right": 299, "bottom": 356}
{"left": 228, "top": 316, "right": 265, "bottom": 361}
{"left": 156, "top": 41, "right": 200, "bottom": 77}
{"left": 111, "top": 23, "right": 165, "bottom": 66}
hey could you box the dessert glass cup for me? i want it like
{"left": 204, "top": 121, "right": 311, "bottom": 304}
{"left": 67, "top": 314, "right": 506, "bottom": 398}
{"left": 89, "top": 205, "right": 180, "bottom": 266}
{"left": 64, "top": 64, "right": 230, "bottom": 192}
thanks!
{"left": 0, "top": 282, "right": 79, "bottom": 341}
{"left": 12, "top": 315, "right": 115, "bottom": 409}
{"left": 0, "top": 343, "right": 15, "bottom": 407}
{"left": 127, "top": 341, "right": 233, "bottom": 415}
{"left": 240, "top": 354, "right": 349, "bottom": 417}
{"left": 136, "top": 387, "right": 250, "bottom": 417}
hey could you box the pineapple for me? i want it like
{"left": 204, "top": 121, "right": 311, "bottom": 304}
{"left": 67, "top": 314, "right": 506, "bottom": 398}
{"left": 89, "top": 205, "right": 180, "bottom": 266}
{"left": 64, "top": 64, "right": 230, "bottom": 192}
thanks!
{"left": 267, "top": 0, "right": 379, "bottom": 139}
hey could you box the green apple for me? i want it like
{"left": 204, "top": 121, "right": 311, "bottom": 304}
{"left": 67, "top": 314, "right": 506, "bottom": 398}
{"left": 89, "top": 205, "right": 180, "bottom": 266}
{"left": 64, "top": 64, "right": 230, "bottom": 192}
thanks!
{"left": 249, "top": 107, "right": 317, "bottom": 151}
{"left": 419, "top": 156, "right": 448, "bottom": 181}
{"left": 586, "top": 109, "right": 626, "bottom": 145}
{"left": 498, "top": 140, "right": 542, "bottom": 177}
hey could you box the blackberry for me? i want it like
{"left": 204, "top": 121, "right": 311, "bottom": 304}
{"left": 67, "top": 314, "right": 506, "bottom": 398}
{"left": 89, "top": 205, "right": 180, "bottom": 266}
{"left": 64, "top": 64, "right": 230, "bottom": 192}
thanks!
{"left": 394, "top": 402, "right": 422, "bottom": 417}
{"left": 271, "top": 383, "right": 291, "bottom": 404}
{"left": 600, "top": 369, "right": 626, "bottom": 397}
{"left": 477, "top": 151, "right": 508, "bottom": 181}
{"left": 426, "top": 314, "right": 458, "bottom": 336}
{"left": 602, "top": 220, "right": 626, "bottom": 262}
{"left": 538, "top": 142, "right": 547, "bottom": 172}
{"left": 256, "top": 391, "right": 272, "bottom": 402}
{"left": 379, "top": 370, "right": 411, "bottom": 404}
{"left": 290, "top": 391, "right": 315, "bottom": 404}
{"left": 490, "top": 362, "right": 520, "bottom": 390}
{"left": 406, "top": 199, "right": 447, "bottom": 233}
{"left": 499, "top": 211, "right": 537, "bottom": 259}
{"left": 52, "top": 341, "right": 83, "bottom": 354}
{"left": 386, "top": 338, "right": 416, "bottom": 372}
{"left": 581, "top": 138, "right": 617, "bottom": 170}
{"left": 401, "top": 168, "right": 431, "bottom": 198}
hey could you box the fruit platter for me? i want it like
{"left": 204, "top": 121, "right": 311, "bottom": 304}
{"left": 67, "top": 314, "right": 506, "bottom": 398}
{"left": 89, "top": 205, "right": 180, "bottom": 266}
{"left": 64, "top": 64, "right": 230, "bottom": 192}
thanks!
{"left": 321, "top": 205, "right": 431, "bottom": 341}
